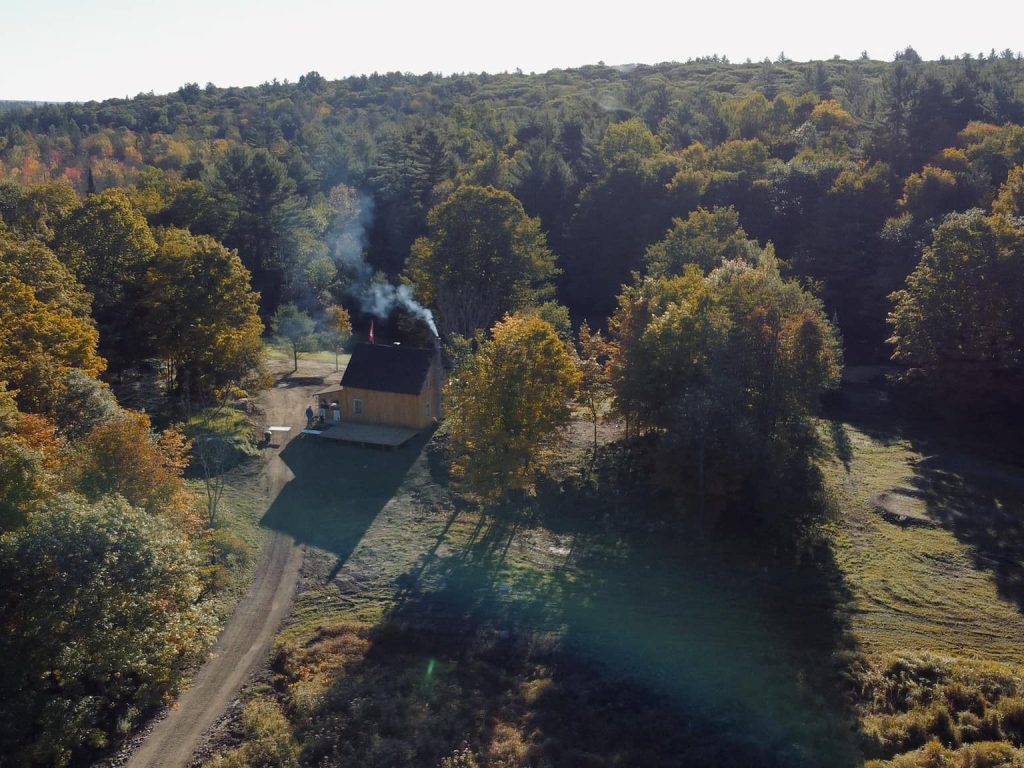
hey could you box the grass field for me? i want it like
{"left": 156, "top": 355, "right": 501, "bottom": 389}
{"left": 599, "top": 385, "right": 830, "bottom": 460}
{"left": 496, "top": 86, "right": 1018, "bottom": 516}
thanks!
{"left": 209, "top": 380, "right": 1024, "bottom": 767}
{"left": 264, "top": 342, "right": 350, "bottom": 371}
{"left": 824, "top": 424, "right": 1024, "bottom": 663}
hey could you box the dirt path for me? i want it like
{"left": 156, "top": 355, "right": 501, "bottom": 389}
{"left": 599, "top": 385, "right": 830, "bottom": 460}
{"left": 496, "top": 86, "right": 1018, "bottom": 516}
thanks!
{"left": 125, "top": 369, "right": 327, "bottom": 768}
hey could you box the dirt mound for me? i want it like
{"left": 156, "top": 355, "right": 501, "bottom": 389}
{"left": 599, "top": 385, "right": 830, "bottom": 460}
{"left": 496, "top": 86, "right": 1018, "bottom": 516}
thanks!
{"left": 871, "top": 489, "right": 938, "bottom": 529}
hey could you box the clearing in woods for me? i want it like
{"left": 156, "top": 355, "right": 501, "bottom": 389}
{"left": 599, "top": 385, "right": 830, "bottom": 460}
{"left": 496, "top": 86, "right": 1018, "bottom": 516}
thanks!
{"left": 204, "top": 370, "right": 1024, "bottom": 765}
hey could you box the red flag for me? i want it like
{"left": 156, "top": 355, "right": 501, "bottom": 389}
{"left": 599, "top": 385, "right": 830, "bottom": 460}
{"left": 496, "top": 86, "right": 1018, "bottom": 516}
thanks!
{"left": 369, "top": 320, "right": 375, "bottom": 344}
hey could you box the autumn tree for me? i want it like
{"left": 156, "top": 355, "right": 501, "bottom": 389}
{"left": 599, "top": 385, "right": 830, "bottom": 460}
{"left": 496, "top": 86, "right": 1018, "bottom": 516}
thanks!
{"left": 610, "top": 255, "right": 841, "bottom": 517}
{"left": 72, "top": 411, "right": 197, "bottom": 528}
{"left": 406, "top": 186, "right": 558, "bottom": 337}
{"left": 0, "top": 384, "right": 49, "bottom": 531}
{"left": 992, "top": 165, "right": 1024, "bottom": 216}
{"left": 143, "top": 228, "right": 264, "bottom": 395}
{"left": 320, "top": 304, "right": 352, "bottom": 370}
{"left": 889, "top": 210, "right": 1024, "bottom": 410}
{"left": 446, "top": 313, "right": 580, "bottom": 500}
{"left": 0, "top": 230, "right": 105, "bottom": 415}
{"left": 271, "top": 303, "right": 316, "bottom": 371}
{"left": 898, "top": 165, "right": 965, "bottom": 224}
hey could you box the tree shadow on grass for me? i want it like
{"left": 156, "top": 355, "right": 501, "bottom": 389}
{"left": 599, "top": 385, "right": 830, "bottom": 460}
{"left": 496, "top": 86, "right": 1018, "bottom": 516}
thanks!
{"left": 826, "top": 376, "right": 1024, "bottom": 614}
{"left": 911, "top": 452, "right": 1024, "bottom": 612}
{"left": 300, "top": 614, "right": 810, "bottom": 768}
{"left": 302, "top": 443, "right": 865, "bottom": 767}
{"left": 260, "top": 432, "right": 429, "bottom": 568}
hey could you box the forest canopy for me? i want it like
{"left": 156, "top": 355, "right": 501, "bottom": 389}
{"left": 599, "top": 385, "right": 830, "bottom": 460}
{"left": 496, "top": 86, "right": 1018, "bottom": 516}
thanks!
{"left": 2, "top": 52, "right": 1021, "bottom": 376}
{"left": 3, "top": 48, "right": 1024, "bottom": 766}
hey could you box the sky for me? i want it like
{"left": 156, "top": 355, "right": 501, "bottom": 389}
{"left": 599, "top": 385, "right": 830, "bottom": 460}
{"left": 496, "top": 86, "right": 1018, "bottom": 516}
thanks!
{"left": 2, "top": 0, "right": 1022, "bottom": 102}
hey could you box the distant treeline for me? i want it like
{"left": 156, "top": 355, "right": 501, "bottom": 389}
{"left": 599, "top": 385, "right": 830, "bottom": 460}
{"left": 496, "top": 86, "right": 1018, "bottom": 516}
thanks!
{"left": 2, "top": 50, "right": 1023, "bottom": 368}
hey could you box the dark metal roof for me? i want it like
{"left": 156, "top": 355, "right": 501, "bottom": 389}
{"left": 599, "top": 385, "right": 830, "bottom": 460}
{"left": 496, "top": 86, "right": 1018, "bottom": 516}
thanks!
{"left": 340, "top": 343, "right": 435, "bottom": 395}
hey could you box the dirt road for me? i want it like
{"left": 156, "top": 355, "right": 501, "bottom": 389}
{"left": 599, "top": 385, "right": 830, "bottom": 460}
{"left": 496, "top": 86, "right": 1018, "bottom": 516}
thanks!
{"left": 126, "top": 371, "right": 324, "bottom": 768}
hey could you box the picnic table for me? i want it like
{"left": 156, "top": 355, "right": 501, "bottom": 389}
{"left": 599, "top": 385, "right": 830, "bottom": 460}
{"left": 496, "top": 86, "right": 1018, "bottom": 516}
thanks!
{"left": 263, "top": 425, "right": 292, "bottom": 446}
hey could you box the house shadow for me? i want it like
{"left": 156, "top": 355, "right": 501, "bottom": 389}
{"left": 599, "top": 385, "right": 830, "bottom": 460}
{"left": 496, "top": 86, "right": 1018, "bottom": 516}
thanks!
{"left": 260, "top": 432, "right": 429, "bottom": 566}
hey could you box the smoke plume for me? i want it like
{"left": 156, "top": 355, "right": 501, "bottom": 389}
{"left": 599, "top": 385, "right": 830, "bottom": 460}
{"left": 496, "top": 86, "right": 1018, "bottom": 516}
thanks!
{"left": 328, "top": 187, "right": 438, "bottom": 337}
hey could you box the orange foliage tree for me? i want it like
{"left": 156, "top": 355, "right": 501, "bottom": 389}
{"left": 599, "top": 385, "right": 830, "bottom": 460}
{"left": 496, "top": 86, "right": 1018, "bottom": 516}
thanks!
{"left": 72, "top": 412, "right": 198, "bottom": 529}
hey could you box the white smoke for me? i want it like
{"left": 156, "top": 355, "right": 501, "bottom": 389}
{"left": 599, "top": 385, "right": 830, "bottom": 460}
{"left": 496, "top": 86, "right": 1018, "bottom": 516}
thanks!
{"left": 328, "top": 187, "right": 438, "bottom": 338}
{"left": 360, "top": 281, "right": 438, "bottom": 337}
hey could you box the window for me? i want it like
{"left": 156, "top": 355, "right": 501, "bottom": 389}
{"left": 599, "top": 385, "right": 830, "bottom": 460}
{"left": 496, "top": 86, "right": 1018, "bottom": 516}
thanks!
{"left": 353, "top": 398, "right": 363, "bottom": 416}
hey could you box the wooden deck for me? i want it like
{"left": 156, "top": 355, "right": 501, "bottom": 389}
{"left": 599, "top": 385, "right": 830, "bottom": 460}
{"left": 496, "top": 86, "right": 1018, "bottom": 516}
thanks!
{"left": 315, "top": 422, "right": 421, "bottom": 448}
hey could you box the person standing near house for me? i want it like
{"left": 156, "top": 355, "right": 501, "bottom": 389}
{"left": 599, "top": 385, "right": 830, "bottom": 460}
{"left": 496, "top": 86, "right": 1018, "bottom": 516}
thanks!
{"left": 305, "top": 405, "right": 314, "bottom": 428}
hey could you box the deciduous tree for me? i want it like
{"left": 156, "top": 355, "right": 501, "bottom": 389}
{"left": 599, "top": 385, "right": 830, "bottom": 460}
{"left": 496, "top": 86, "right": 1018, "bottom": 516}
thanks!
{"left": 889, "top": 210, "right": 1024, "bottom": 410}
{"left": 0, "top": 231, "right": 105, "bottom": 416}
{"left": 610, "top": 254, "right": 841, "bottom": 516}
{"left": 0, "top": 495, "right": 216, "bottom": 766}
{"left": 320, "top": 304, "right": 352, "bottom": 370}
{"left": 54, "top": 189, "right": 157, "bottom": 369}
{"left": 644, "top": 206, "right": 763, "bottom": 277}
{"left": 993, "top": 165, "right": 1024, "bottom": 216}
{"left": 406, "top": 186, "right": 558, "bottom": 338}
{"left": 271, "top": 303, "right": 316, "bottom": 371}
{"left": 143, "top": 228, "right": 264, "bottom": 394}
{"left": 72, "top": 411, "right": 197, "bottom": 528}
{"left": 575, "top": 321, "right": 614, "bottom": 458}
{"left": 446, "top": 313, "right": 580, "bottom": 500}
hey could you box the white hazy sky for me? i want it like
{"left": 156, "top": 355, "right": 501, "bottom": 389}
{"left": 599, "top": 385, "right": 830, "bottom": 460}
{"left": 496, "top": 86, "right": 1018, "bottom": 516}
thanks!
{"left": 2, "top": 0, "right": 1022, "bottom": 102}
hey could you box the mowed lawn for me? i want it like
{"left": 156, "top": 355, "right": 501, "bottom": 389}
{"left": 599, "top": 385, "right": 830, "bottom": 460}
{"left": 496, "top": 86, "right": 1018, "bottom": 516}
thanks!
{"left": 825, "top": 424, "right": 1024, "bottom": 663}
{"left": 219, "top": 393, "right": 1024, "bottom": 766}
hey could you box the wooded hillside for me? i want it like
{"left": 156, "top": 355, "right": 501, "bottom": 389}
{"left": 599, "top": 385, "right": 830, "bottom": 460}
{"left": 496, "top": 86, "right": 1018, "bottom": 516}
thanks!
{"left": 3, "top": 50, "right": 1023, "bottom": 367}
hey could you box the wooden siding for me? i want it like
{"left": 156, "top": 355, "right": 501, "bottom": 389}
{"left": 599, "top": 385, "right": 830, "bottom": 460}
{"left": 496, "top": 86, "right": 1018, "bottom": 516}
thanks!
{"left": 340, "top": 385, "right": 436, "bottom": 429}
{"left": 315, "top": 356, "right": 444, "bottom": 430}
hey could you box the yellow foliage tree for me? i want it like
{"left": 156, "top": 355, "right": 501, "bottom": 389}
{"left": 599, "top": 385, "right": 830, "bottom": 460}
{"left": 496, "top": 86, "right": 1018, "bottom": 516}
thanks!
{"left": 0, "top": 232, "right": 105, "bottom": 415}
{"left": 322, "top": 304, "right": 352, "bottom": 370}
{"left": 993, "top": 165, "right": 1024, "bottom": 216}
{"left": 446, "top": 313, "right": 580, "bottom": 500}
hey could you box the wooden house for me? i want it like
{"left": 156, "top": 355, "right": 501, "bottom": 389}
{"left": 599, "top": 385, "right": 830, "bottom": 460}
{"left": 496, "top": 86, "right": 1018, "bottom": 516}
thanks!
{"left": 315, "top": 342, "right": 443, "bottom": 430}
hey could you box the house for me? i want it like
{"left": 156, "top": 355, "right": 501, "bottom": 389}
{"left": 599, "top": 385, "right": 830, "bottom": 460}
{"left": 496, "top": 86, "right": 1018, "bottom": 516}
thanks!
{"left": 315, "top": 342, "right": 443, "bottom": 431}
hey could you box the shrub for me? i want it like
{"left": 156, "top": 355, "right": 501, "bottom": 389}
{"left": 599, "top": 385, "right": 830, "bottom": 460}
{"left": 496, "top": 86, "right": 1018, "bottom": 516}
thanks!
{"left": 948, "top": 682, "right": 988, "bottom": 717}
{"left": 961, "top": 741, "right": 1022, "bottom": 768}
{"left": 931, "top": 704, "right": 961, "bottom": 748}
{"left": 209, "top": 699, "right": 299, "bottom": 768}
{"left": 998, "top": 698, "right": 1024, "bottom": 745}
{"left": 864, "top": 710, "right": 934, "bottom": 756}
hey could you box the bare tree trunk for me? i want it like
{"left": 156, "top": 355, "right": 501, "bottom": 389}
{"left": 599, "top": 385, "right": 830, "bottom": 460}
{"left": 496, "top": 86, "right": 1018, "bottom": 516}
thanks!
{"left": 184, "top": 389, "right": 235, "bottom": 529}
